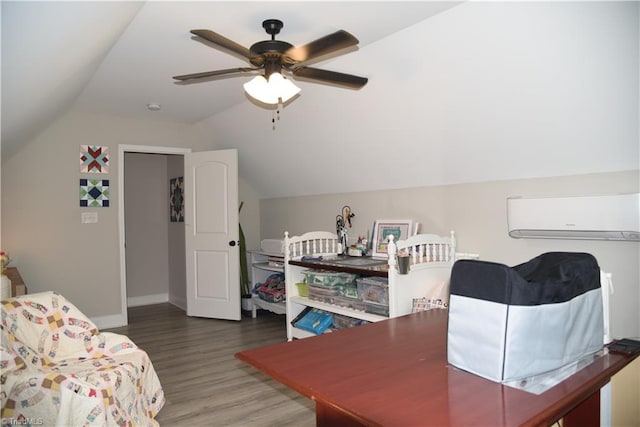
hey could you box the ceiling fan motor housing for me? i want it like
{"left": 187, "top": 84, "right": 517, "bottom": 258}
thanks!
{"left": 249, "top": 19, "right": 294, "bottom": 72}
{"left": 249, "top": 40, "right": 294, "bottom": 72}
{"left": 250, "top": 40, "right": 293, "bottom": 56}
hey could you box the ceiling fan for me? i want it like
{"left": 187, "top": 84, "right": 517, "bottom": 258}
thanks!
{"left": 173, "top": 19, "right": 368, "bottom": 98}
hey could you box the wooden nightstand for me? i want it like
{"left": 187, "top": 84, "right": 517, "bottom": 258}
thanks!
{"left": 5, "top": 267, "right": 27, "bottom": 296}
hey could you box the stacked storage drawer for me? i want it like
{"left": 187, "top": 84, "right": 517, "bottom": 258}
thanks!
{"left": 332, "top": 313, "right": 369, "bottom": 330}
{"left": 305, "top": 269, "right": 340, "bottom": 304}
{"left": 303, "top": 270, "right": 364, "bottom": 311}
{"left": 356, "top": 276, "right": 389, "bottom": 316}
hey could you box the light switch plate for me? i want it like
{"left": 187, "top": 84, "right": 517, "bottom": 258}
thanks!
{"left": 81, "top": 212, "right": 98, "bottom": 224}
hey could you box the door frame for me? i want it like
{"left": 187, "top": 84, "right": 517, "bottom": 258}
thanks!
{"left": 118, "top": 145, "right": 191, "bottom": 326}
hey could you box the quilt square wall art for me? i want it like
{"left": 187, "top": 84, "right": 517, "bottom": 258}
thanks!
{"left": 80, "top": 145, "right": 109, "bottom": 173}
{"left": 170, "top": 177, "right": 184, "bottom": 222}
{"left": 80, "top": 179, "right": 110, "bottom": 207}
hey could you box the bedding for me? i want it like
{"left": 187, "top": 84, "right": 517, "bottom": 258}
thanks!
{"left": 1, "top": 291, "right": 164, "bottom": 426}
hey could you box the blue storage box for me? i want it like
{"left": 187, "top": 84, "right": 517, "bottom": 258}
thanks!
{"left": 294, "top": 308, "right": 333, "bottom": 335}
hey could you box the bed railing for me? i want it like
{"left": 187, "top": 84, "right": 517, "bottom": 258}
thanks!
{"left": 284, "top": 231, "right": 342, "bottom": 260}
{"left": 387, "top": 231, "right": 456, "bottom": 268}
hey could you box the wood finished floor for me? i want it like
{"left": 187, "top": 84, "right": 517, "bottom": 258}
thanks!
{"left": 106, "top": 304, "right": 315, "bottom": 426}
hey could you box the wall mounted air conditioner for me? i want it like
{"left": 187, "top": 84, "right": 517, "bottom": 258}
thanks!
{"left": 507, "top": 193, "right": 640, "bottom": 241}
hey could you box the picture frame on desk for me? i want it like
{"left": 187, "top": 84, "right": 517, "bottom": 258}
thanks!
{"left": 371, "top": 219, "right": 416, "bottom": 258}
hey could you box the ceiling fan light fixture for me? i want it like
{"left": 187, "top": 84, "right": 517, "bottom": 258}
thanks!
{"left": 243, "top": 72, "right": 300, "bottom": 105}
{"left": 268, "top": 73, "right": 301, "bottom": 103}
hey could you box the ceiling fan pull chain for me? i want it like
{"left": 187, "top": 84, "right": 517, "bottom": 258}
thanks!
{"left": 272, "top": 101, "right": 283, "bottom": 130}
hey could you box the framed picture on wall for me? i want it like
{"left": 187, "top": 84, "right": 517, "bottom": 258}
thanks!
{"left": 170, "top": 176, "right": 184, "bottom": 222}
{"left": 371, "top": 219, "right": 415, "bottom": 258}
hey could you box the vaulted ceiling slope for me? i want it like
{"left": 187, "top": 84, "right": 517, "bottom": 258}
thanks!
{"left": 2, "top": 2, "right": 638, "bottom": 199}
{"left": 1, "top": 1, "right": 144, "bottom": 157}
{"left": 1, "top": 1, "right": 459, "bottom": 158}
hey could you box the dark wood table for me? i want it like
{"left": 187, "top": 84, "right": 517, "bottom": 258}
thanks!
{"left": 289, "top": 255, "right": 390, "bottom": 277}
{"left": 236, "top": 309, "right": 637, "bottom": 426}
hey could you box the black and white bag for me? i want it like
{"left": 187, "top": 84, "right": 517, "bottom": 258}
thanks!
{"left": 447, "top": 252, "right": 604, "bottom": 383}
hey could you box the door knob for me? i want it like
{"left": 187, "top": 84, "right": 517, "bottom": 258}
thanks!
{"left": 229, "top": 240, "right": 238, "bottom": 247}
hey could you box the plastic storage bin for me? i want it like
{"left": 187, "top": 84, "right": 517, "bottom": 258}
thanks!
{"left": 364, "top": 301, "right": 389, "bottom": 317}
{"left": 339, "top": 283, "right": 360, "bottom": 299}
{"left": 303, "top": 270, "right": 357, "bottom": 288}
{"left": 308, "top": 284, "right": 340, "bottom": 297}
{"left": 332, "top": 313, "right": 368, "bottom": 330}
{"left": 357, "top": 277, "right": 389, "bottom": 305}
{"left": 294, "top": 308, "right": 333, "bottom": 335}
{"left": 308, "top": 293, "right": 336, "bottom": 305}
{"left": 332, "top": 296, "right": 366, "bottom": 311}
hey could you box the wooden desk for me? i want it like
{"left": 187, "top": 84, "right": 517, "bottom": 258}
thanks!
{"left": 236, "top": 310, "right": 637, "bottom": 427}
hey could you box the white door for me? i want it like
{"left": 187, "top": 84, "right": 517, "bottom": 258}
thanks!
{"left": 185, "top": 149, "right": 240, "bottom": 320}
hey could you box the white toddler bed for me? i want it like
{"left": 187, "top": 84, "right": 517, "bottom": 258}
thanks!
{"left": 386, "top": 231, "right": 457, "bottom": 317}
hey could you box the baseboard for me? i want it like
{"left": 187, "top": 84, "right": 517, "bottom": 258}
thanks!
{"left": 169, "top": 294, "right": 187, "bottom": 311}
{"left": 93, "top": 294, "right": 179, "bottom": 329}
{"left": 92, "top": 313, "right": 127, "bottom": 330}
{"left": 127, "top": 293, "right": 169, "bottom": 307}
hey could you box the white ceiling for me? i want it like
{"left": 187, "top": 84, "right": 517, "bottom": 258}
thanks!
{"left": 2, "top": 1, "right": 637, "bottom": 199}
{"left": 1, "top": 1, "right": 459, "bottom": 153}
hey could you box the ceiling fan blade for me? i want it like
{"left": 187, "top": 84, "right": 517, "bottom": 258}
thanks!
{"left": 292, "top": 67, "right": 368, "bottom": 89}
{"left": 191, "top": 29, "right": 252, "bottom": 59}
{"left": 285, "top": 30, "right": 359, "bottom": 63}
{"left": 173, "top": 67, "right": 257, "bottom": 82}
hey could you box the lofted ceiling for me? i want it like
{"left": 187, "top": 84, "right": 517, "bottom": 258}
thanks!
{"left": 1, "top": 1, "right": 459, "bottom": 154}
{"left": 2, "top": 1, "right": 637, "bottom": 199}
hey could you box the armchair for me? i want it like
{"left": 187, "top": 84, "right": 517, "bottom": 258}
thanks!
{"left": 1, "top": 291, "right": 164, "bottom": 425}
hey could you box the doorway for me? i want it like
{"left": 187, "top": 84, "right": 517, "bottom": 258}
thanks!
{"left": 118, "top": 145, "right": 191, "bottom": 326}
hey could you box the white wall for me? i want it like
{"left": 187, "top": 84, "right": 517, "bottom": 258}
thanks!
{"left": 202, "top": 1, "right": 638, "bottom": 199}
{"left": 1, "top": 1, "right": 637, "bottom": 329}
{"left": 167, "top": 154, "right": 186, "bottom": 309}
{"left": 124, "top": 152, "right": 170, "bottom": 303}
{"left": 239, "top": 178, "right": 261, "bottom": 254}
{"left": 1, "top": 108, "right": 264, "bottom": 323}
{"left": 1, "top": 111, "right": 217, "bottom": 320}
{"left": 260, "top": 170, "right": 640, "bottom": 339}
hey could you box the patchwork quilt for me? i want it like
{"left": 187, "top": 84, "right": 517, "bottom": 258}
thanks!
{"left": 1, "top": 291, "right": 165, "bottom": 426}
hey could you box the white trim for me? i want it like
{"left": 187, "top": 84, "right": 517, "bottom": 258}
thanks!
{"left": 92, "top": 313, "right": 127, "bottom": 330}
{"left": 600, "top": 271, "right": 613, "bottom": 427}
{"left": 601, "top": 382, "right": 611, "bottom": 427}
{"left": 169, "top": 294, "right": 187, "bottom": 311}
{"left": 118, "top": 145, "right": 191, "bottom": 326}
{"left": 127, "top": 293, "right": 169, "bottom": 307}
